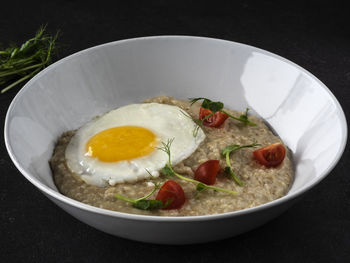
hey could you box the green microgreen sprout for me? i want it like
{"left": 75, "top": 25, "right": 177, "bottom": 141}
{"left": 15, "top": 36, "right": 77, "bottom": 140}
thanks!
{"left": 114, "top": 170, "right": 170, "bottom": 210}
{"left": 0, "top": 25, "right": 59, "bottom": 93}
{"left": 158, "top": 138, "right": 237, "bottom": 196}
{"left": 189, "top": 97, "right": 256, "bottom": 126}
{"left": 222, "top": 140, "right": 261, "bottom": 186}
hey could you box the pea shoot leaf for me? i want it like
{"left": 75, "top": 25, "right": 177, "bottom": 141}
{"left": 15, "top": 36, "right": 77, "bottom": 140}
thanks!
{"left": 239, "top": 108, "right": 249, "bottom": 122}
{"left": 189, "top": 97, "right": 256, "bottom": 125}
{"left": 222, "top": 141, "right": 260, "bottom": 186}
{"left": 133, "top": 199, "right": 165, "bottom": 210}
{"left": 161, "top": 165, "right": 176, "bottom": 177}
{"left": 190, "top": 97, "right": 224, "bottom": 112}
{"left": 115, "top": 178, "right": 164, "bottom": 211}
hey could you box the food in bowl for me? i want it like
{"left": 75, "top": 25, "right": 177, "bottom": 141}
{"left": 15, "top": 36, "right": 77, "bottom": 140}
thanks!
{"left": 50, "top": 96, "right": 294, "bottom": 216}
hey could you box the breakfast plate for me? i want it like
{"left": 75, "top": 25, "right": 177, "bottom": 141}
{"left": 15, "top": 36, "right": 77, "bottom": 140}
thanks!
{"left": 4, "top": 36, "right": 347, "bottom": 244}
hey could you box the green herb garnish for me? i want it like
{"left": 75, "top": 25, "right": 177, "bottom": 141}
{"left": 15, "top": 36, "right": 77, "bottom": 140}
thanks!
{"left": 222, "top": 141, "right": 260, "bottom": 186}
{"left": 180, "top": 110, "right": 202, "bottom": 137}
{"left": 115, "top": 180, "right": 169, "bottom": 210}
{"left": 115, "top": 170, "right": 170, "bottom": 210}
{"left": 158, "top": 138, "right": 237, "bottom": 195}
{"left": 0, "top": 26, "right": 58, "bottom": 93}
{"left": 189, "top": 97, "right": 256, "bottom": 126}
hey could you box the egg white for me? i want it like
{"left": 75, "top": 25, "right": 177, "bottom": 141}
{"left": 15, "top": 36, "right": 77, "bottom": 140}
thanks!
{"left": 65, "top": 103, "right": 205, "bottom": 186}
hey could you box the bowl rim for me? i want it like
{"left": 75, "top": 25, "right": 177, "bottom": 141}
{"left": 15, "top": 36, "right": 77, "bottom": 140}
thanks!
{"left": 4, "top": 35, "right": 348, "bottom": 222}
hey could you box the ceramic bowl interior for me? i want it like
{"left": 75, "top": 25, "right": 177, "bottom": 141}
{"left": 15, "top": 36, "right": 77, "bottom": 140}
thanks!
{"left": 4, "top": 36, "right": 347, "bottom": 243}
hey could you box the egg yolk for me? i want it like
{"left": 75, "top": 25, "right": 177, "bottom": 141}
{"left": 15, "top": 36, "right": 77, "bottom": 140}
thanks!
{"left": 85, "top": 126, "right": 157, "bottom": 162}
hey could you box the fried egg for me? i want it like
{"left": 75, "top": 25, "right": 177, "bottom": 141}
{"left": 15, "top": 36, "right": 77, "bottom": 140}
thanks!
{"left": 65, "top": 103, "right": 205, "bottom": 186}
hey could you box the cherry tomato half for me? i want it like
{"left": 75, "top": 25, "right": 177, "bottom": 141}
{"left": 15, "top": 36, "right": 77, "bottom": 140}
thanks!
{"left": 199, "top": 107, "right": 229, "bottom": 128}
{"left": 156, "top": 180, "right": 185, "bottom": 210}
{"left": 253, "top": 143, "right": 286, "bottom": 167}
{"left": 194, "top": 160, "right": 220, "bottom": 185}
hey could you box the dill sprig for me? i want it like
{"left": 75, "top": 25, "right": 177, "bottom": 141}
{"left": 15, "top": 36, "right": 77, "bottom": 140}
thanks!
{"left": 0, "top": 26, "right": 59, "bottom": 94}
{"left": 158, "top": 138, "right": 237, "bottom": 195}
{"left": 180, "top": 110, "right": 202, "bottom": 137}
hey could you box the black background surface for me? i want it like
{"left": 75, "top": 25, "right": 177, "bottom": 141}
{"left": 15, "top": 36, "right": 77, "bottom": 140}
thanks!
{"left": 1, "top": 1, "right": 349, "bottom": 262}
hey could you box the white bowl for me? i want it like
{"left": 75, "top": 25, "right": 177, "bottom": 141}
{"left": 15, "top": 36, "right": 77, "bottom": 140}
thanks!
{"left": 5, "top": 36, "right": 347, "bottom": 244}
